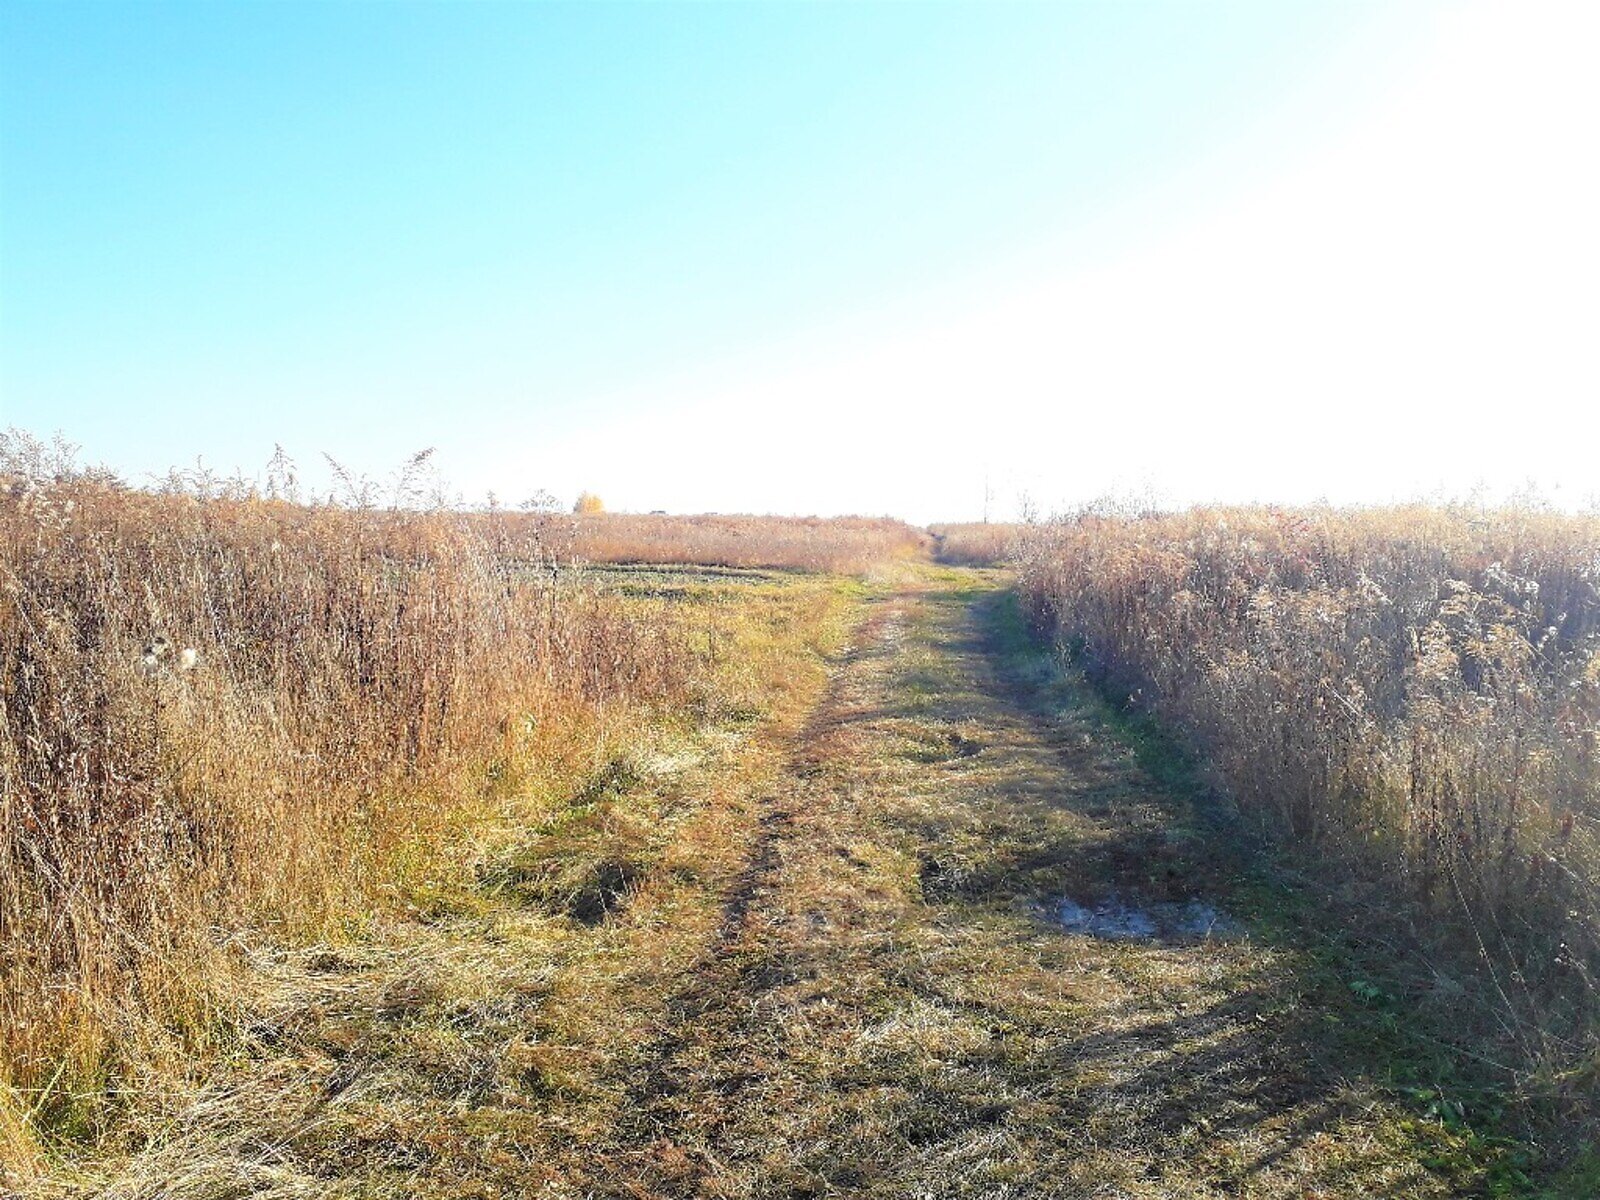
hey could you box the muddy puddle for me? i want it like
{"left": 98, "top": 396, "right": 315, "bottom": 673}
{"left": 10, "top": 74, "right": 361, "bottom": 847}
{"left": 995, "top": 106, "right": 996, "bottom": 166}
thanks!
{"left": 1047, "top": 893, "right": 1241, "bottom": 942}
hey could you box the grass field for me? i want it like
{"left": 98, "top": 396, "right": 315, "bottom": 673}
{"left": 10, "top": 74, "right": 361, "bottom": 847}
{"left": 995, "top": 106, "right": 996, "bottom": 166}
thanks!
{"left": 15, "top": 561, "right": 1591, "bottom": 1196}
{"left": 557, "top": 512, "right": 932, "bottom": 575}
{"left": 3, "top": 466, "right": 1598, "bottom": 1195}
{"left": 1019, "top": 505, "right": 1600, "bottom": 1130}
{"left": 8, "top": 1, "right": 1594, "bottom": 1192}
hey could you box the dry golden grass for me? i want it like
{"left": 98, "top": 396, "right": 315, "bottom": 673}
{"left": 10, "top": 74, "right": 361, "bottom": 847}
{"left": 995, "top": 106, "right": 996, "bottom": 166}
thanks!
{"left": 12, "top": 556, "right": 863, "bottom": 1195}
{"left": 929, "top": 522, "right": 1027, "bottom": 566}
{"left": 21, "top": 565, "right": 1529, "bottom": 1197}
{"left": 1019, "top": 503, "right": 1600, "bottom": 1104}
{"left": 7, "top": 424, "right": 1592, "bottom": 1194}
{"left": 0, "top": 426, "right": 930, "bottom": 1182}
{"left": 0, "top": 443, "right": 706, "bottom": 1170}
{"left": 548, "top": 511, "right": 931, "bottom": 575}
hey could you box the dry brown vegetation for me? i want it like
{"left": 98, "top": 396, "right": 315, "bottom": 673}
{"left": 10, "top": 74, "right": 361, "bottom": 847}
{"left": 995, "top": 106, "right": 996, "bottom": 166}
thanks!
{"left": 929, "top": 522, "right": 1026, "bottom": 566}
{"left": 23, "top": 563, "right": 1563, "bottom": 1197}
{"left": 0, "top": 437, "right": 706, "bottom": 1168}
{"left": 9, "top": 423, "right": 1596, "bottom": 1193}
{"left": 0, "top": 432, "right": 935, "bottom": 1184}
{"left": 556, "top": 511, "right": 931, "bottom": 575}
{"left": 1019, "top": 503, "right": 1600, "bottom": 1114}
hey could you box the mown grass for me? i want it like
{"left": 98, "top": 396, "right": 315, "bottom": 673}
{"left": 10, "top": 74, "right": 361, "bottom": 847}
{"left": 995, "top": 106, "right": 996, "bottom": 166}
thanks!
{"left": 573, "top": 565, "right": 1569, "bottom": 1196}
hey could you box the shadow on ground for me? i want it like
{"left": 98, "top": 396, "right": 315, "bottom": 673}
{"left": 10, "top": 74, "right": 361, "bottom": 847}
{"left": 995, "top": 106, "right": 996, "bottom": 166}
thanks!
{"left": 594, "top": 574, "right": 1503, "bottom": 1199}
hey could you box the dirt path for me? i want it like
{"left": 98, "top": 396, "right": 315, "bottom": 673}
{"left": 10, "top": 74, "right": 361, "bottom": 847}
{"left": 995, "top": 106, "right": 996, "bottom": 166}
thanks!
{"left": 51, "top": 569, "right": 1490, "bottom": 1199}
{"left": 588, "top": 570, "right": 1471, "bottom": 1199}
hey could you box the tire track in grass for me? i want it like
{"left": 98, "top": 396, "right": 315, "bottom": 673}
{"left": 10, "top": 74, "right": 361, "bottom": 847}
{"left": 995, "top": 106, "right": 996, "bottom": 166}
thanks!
{"left": 596, "top": 569, "right": 1505, "bottom": 1199}
{"left": 604, "top": 594, "right": 907, "bottom": 1197}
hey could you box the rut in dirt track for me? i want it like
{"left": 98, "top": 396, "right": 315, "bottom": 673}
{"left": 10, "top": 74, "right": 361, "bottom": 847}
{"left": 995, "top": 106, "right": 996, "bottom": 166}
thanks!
{"left": 592, "top": 573, "right": 1473, "bottom": 1200}
{"left": 604, "top": 595, "right": 906, "bottom": 1190}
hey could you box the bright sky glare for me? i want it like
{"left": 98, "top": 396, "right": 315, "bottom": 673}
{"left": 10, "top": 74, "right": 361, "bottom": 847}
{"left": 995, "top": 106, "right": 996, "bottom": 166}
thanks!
{"left": 2, "top": 2, "right": 1596, "bottom": 521}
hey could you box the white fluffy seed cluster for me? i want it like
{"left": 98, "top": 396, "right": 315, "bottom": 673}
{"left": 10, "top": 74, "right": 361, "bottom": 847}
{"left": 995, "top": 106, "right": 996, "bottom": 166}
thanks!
{"left": 140, "top": 635, "right": 201, "bottom": 675}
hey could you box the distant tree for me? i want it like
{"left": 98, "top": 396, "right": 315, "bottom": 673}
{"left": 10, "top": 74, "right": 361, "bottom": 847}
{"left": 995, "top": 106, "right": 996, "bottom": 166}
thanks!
{"left": 574, "top": 491, "right": 605, "bottom": 515}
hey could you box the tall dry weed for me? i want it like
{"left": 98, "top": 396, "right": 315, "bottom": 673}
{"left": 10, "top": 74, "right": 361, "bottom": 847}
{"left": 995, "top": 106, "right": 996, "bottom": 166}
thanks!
{"left": 556, "top": 512, "right": 929, "bottom": 575}
{"left": 0, "top": 434, "right": 691, "bottom": 1149}
{"left": 1020, "top": 503, "right": 1600, "bottom": 1090}
{"left": 929, "top": 522, "right": 1026, "bottom": 567}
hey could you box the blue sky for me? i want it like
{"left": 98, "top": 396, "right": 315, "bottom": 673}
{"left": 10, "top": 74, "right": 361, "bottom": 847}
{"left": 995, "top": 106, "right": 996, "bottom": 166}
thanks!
{"left": 3, "top": 2, "right": 1595, "bottom": 518}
